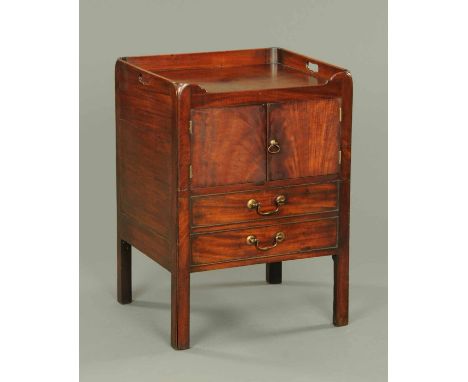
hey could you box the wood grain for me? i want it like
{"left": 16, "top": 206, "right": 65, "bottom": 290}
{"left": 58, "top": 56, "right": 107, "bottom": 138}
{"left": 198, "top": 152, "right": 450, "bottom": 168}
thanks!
{"left": 277, "top": 48, "right": 345, "bottom": 79}
{"left": 116, "top": 60, "right": 176, "bottom": 261}
{"left": 333, "top": 71, "right": 353, "bottom": 327}
{"left": 172, "top": 86, "right": 192, "bottom": 350}
{"left": 191, "top": 182, "right": 338, "bottom": 227}
{"left": 191, "top": 249, "right": 335, "bottom": 272}
{"left": 118, "top": 213, "right": 172, "bottom": 271}
{"left": 115, "top": 49, "right": 353, "bottom": 348}
{"left": 191, "top": 210, "right": 339, "bottom": 235}
{"left": 152, "top": 64, "right": 327, "bottom": 93}
{"left": 268, "top": 98, "right": 341, "bottom": 180}
{"left": 117, "top": 239, "right": 132, "bottom": 304}
{"left": 126, "top": 48, "right": 272, "bottom": 71}
{"left": 191, "top": 105, "right": 266, "bottom": 188}
{"left": 190, "top": 83, "right": 343, "bottom": 109}
{"left": 190, "top": 173, "right": 340, "bottom": 196}
{"left": 191, "top": 217, "right": 338, "bottom": 266}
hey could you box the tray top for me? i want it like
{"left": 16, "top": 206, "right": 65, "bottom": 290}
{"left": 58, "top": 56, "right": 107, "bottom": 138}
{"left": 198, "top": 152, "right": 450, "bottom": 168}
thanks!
{"left": 151, "top": 63, "right": 327, "bottom": 93}
{"left": 123, "top": 48, "right": 347, "bottom": 95}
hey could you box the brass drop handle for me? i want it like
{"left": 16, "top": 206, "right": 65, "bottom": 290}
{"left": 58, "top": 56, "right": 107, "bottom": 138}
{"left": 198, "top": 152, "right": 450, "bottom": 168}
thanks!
{"left": 247, "top": 195, "right": 286, "bottom": 216}
{"left": 246, "top": 232, "right": 285, "bottom": 251}
{"left": 267, "top": 139, "right": 281, "bottom": 154}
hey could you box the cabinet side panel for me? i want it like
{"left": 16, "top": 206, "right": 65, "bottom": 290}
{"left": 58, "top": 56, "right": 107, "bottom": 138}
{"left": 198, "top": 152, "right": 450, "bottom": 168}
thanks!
{"left": 116, "top": 61, "right": 176, "bottom": 270}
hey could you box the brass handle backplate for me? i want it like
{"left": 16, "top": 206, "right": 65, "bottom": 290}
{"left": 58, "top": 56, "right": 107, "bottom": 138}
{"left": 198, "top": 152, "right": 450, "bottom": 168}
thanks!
{"left": 267, "top": 139, "right": 280, "bottom": 154}
{"left": 247, "top": 195, "right": 286, "bottom": 216}
{"left": 246, "top": 232, "right": 285, "bottom": 251}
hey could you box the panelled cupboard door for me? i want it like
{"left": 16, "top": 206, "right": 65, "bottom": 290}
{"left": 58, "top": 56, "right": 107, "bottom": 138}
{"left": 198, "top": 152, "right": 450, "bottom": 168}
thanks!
{"left": 268, "top": 99, "right": 341, "bottom": 180}
{"left": 191, "top": 105, "right": 266, "bottom": 188}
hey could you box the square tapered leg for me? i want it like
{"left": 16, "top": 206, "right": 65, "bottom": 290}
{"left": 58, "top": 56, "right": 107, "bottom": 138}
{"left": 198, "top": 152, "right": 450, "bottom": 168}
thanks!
{"left": 266, "top": 262, "right": 282, "bottom": 284}
{"left": 117, "top": 239, "right": 132, "bottom": 304}
{"left": 171, "top": 271, "right": 190, "bottom": 350}
{"left": 333, "top": 253, "right": 349, "bottom": 326}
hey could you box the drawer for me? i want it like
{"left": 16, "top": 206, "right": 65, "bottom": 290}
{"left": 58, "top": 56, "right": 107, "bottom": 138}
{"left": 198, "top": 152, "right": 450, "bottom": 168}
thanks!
{"left": 191, "top": 182, "right": 338, "bottom": 228}
{"left": 191, "top": 217, "right": 338, "bottom": 266}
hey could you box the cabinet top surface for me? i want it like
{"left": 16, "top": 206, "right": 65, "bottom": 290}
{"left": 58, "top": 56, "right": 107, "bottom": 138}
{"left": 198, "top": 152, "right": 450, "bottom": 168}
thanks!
{"left": 122, "top": 48, "right": 348, "bottom": 94}
{"left": 151, "top": 64, "right": 327, "bottom": 93}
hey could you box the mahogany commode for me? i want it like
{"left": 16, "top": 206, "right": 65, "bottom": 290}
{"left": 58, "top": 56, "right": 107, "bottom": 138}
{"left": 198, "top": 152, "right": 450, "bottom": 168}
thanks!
{"left": 115, "top": 48, "right": 353, "bottom": 350}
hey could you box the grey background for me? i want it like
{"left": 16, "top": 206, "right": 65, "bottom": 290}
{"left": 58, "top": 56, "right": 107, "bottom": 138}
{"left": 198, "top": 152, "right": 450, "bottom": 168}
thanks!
{"left": 80, "top": 0, "right": 387, "bottom": 381}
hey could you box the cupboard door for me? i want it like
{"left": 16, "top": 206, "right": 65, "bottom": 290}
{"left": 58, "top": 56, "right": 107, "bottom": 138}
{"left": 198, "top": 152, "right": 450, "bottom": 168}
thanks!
{"left": 268, "top": 99, "right": 341, "bottom": 180}
{"left": 191, "top": 105, "right": 266, "bottom": 188}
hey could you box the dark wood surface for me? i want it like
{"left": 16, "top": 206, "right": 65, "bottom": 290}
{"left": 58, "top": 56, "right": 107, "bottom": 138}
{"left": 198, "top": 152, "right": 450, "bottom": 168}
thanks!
{"left": 118, "top": 213, "right": 173, "bottom": 271}
{"left": 153, "top": 64, "right": 327, "bottom": 93}
{"left": 268, "top": 99, "right": 341, "bottom": 180}
{"left": 333, "top": 71, "right": 353, "bottom": 327}
{"left": 115, "top": 60, "right": 177, "bottom": 271}
{"left": 189, "top": 173, "right": 340, "bottom": 196}
{"left": 115, "top": 48, "right": 353, "bottom": 349}
{"left": 191, "top": 248, "right": 335, "bottom": 273}
{"left": 172, "top": 86, "right": 193, "bottom": 350}
{"left": 191, "top": 218, "right": 338, "bottom": 266}
{"left": 191, "top": 210, "right": 339, "bottom": 235}
{"left": 191, "top": 181, "right": 338, "bottom": 227}
{"left": 190, "top": 82, "right": 344, "bottom": 109}
{"left": 191, "top": 105, "right": 266, "bottom": 188}
{"left": 266, "top": 262, "right": 282, "bottom": 284}
{"left": 277, "top": 48, "right": 344, "bottom": 79}
{"left": 117, "top": 239, "right": 132, "bottom": 304}
{"left": 126, "top": 48, "right": 274, "bottom": 71}
{"left": 125, "top": 47, "right": 345, "bottom": 84}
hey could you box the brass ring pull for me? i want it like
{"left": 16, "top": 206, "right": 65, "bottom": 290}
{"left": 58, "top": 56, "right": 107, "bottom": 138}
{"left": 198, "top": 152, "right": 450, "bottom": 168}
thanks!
{"left": 247, "top": 195, "right": 286, "bottom": 216}
{"left": 246, "top": 232, "right": 285, "bottom": 251}
{"left": 267, "top": 139, "right": 281, "bottom": 154}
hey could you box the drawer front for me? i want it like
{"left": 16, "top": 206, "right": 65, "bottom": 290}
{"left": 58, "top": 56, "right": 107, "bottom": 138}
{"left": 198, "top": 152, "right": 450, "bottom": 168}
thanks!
{"left": 191, "top": 182, "right": 338, "bottom": 228}
{"left": 191, "top": 218, "right": 338, "bottom": 266}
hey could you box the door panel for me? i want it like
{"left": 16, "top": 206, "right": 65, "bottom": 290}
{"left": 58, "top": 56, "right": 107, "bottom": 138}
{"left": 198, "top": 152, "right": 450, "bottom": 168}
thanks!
{"left": 191, "top": 105, "right": 266, "bottom": 188}
{"left": 268, "top": 99, "right": 341, "bottom": 180}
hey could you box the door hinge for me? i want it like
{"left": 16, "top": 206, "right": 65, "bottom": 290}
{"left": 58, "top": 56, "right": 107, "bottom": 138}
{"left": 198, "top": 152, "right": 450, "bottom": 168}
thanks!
{"left": 338, "top": 150, "right": 342, "bottom": 165}
{"left": 189, "top": 120, "right": 193, "bottom": 135}
{"left": 339, "top": 107, "right": 342, "bottom": 122}
{"left": 189, "top": 165, "right": 193, "bottom": 179}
